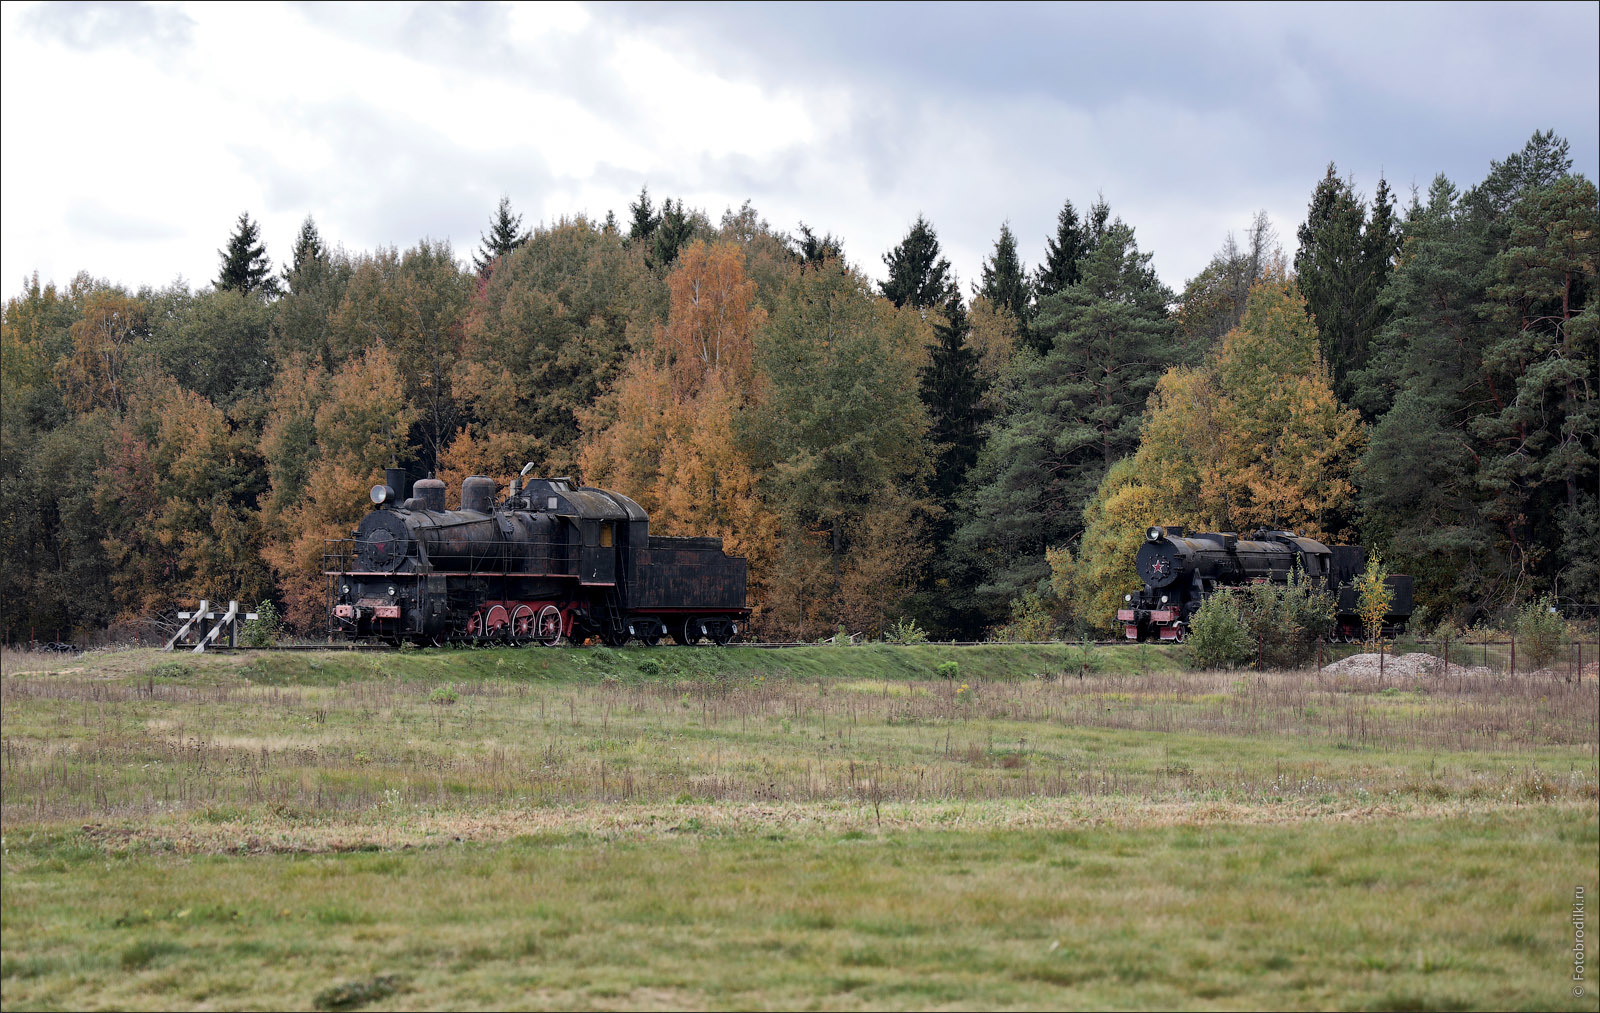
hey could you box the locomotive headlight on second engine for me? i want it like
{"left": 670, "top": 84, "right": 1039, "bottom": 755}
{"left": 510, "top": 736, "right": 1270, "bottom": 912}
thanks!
{"left": 341, "top": 585, "right": 349, "bottom": 595}
{"left": 1124, "top": 594, "right": 1132, "bottom": 602}
{"left": 1147, "top": 526, "right": 1165, "bottom": 542}
{"left": 1160, "top": 595, "right": 1169, "bottom": 603}
{"left": 387, "top": 586, "right": 396, "bottom": 596}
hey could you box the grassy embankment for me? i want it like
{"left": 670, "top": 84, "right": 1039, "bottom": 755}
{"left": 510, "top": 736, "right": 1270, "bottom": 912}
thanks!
{"left": 2, "top": 642, "right": 1595, "bottom": 1010}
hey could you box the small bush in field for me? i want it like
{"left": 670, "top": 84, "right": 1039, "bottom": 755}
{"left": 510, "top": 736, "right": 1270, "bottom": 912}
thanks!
{"left": 428, "top": 683, "right": 459, "bottom": 706}
{"left": 885, "top": 618, "right": 929, "bottom": 645}
{"left": 1515, "top": 594, "right": 1564, "bottom": 670}
{"left": 239, "top": 600, "right": 281, "bottom": 648}
{"left": 1188, "top": 589, "right": 1253, "bottom": 669}
{"left": 936, "top": 660, "right": 959, "bottom": 680}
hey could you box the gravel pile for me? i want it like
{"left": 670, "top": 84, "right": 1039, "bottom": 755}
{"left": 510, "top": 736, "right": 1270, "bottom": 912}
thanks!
{"left": 1320, "top": 651, "right": 1490, "bottom": 679}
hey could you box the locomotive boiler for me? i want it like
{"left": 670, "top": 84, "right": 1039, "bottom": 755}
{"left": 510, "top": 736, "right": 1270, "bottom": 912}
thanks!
{"left": 326, "top": 466, "right": 749, "bottom": 646}
{"left": 1116, "top": 525, "right": 1413, "bottom": 642}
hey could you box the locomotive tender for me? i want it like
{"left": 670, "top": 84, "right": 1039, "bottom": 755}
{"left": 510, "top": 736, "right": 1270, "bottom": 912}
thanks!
{"left": 327, "top": 467, "right": 749, "bottom": 646}
{"left": 1117, "top": 525, "right": 1413, "bottom": 642}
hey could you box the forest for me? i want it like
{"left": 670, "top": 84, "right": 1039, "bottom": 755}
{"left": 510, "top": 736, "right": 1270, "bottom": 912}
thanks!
{"left": 0, "top": 130, "right": 1594, "bottom": 643}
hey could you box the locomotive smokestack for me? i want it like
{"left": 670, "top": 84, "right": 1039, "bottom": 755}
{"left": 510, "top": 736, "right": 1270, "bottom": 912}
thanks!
{"left": 385, "top": 466, "right": 409, "bottom": 504}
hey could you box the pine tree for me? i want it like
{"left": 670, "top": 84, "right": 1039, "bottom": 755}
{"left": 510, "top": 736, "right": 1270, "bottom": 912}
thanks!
{"left": 1359, "top": 132, "right": 1599, "bottom": 615}
{"left": 978, "top": 222, "right": 1031, "bottom": 335}
{"left": 879, "top": 215, "right": 953, "bottom": 310}
{"left": 216, "top": 212, "right": 278, "bottom": 296}
{"left": 950, "top": 220, "right": 1176, "bottom": 623}
{"left": 282, "top": 216, "right": 326, "bottom": 293}
{"left": 473, "top": 195, "right": 530, "bottom": 278}
{"left": 1034, "top": 200, "right": 1084, "bottom": 300}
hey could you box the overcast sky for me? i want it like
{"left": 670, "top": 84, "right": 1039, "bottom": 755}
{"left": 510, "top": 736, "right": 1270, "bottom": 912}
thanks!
{"left": 3, "top": 1, "right": 1596, "bottom": 301}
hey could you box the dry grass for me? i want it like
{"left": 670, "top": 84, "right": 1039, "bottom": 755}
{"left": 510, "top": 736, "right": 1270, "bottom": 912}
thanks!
{"left": 2, "top": 644, "right": 1595, "bottom": 1010}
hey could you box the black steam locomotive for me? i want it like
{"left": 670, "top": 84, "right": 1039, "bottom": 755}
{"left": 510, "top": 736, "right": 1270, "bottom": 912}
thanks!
{"left": 1116, "top": 525, "right": 1413, "bottom": 642}
{"left": 327, "top": 467, "right": 749, "bottom": 646}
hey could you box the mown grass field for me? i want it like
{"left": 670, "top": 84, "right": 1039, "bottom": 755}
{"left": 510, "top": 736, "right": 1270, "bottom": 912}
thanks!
{"left": 2, "top": 643, "right": 1596, "bottom": 1010}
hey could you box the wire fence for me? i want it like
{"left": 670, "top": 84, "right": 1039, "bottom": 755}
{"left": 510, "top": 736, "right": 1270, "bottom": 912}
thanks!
{"left": 1312, "top": 635, "right": 1598, "bottom": 679}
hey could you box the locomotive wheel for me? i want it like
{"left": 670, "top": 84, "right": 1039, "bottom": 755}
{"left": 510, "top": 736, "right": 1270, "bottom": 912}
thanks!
{"left": 709, "top": 619, "right": 737, "bottom": 647}
{"left": 671, "top": 618, "right": 702, "bottom": 646}
{"left": 601, "top": 626, "right": 629, "bottom": 648}
{"left": 535, "top": 605, "right": 565, "bottom": 648}
{"left": 484, "top": 605, "right": 511, "bottom": 643}
{"left": 510, "top": 605, "right": 536, "bottom": 647}
{"left": 640, "top": 632, "right": 662, "bottom": 647}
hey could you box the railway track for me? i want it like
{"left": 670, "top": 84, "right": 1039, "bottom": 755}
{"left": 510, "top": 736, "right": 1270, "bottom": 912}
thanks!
{"left": 205, "top": 639, "right": 1137, "bottom": 653}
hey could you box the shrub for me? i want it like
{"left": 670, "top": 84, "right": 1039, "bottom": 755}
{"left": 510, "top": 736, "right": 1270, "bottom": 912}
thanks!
{"left": 427, "top": 683, "right": 459, "bottom": 706}
{"left": 1514, "top": 594, "right": 1564, "bottom": 670}
{"left": 1188, "top": 589, "right": 1253, "bottom": 669}
{"left": 936, "top": 660, "right": 959, "bottom": 680}
{"left": 991, "top": 590, "right": 1058, "bottom": 642}
{"left": 239, "top": 600, "right": 281, "bottom": 648}
{"left": 885, "top": 617, "right": 929, "bottom": 645}
{"left": 1236, "top": 567, "right": 1336, "bottom": 669}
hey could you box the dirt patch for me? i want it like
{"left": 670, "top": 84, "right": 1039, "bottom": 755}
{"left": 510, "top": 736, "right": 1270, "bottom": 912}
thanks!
{"left": 58, "top": 796, "right": 1592, "bottom": 855}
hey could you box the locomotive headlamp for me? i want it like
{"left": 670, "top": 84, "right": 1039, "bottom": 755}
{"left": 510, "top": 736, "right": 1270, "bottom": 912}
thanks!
{"left": 1124, "top": 594, "right": 1132, "bottom": 602}
{"left": 1147, "top": 526, "right": 1164, "bottom": 542}
{"left": 1160, "top": 595, "right": 1169, "bottom": 603}
{"left": 341, "top": 584, "right": 349, "bottom": 594}
{"left": 369, "top": 484, "right": 391, "bottom": 506}
{"left": 387, "top": 586, "right": 396, "bottom": 596}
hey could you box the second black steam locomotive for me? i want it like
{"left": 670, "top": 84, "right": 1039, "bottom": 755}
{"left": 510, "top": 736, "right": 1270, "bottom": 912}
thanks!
{"left": 1116, "top": 525, "right": 1413, "bottom": 642}
{"left": 327, "top": 467, "right": 749, "bottom": 646}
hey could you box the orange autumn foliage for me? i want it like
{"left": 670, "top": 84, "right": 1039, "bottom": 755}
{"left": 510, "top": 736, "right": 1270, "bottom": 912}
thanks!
{"left": 580, "top": 241, "right": 778, "bottom": 614}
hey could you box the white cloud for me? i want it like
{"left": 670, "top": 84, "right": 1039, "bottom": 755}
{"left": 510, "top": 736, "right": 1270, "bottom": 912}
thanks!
{"left": 2, "top": 1, "right": 1595, "bottom": 299}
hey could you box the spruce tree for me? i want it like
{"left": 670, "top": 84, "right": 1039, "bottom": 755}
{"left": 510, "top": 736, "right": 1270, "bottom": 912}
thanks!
{"left": 1035, "top": 200, "right": 1084, "bottom": 299}
{"left": 651, "top": 198, "right": 696, "bottom": 268}
{"left": 978, "top": 222, "right": 1031, "bottom": 335}
{"left": 1294, "top": 165, "right": 1375, "bottom": 397}
{"left": 282, "top": 216, "right": 326, "bottom": 293}
{"left": 919, "top": 288, "right": 985, "bottom": 515}
{"left": 628, "top": 186, "right": 659, "bottom": 244}
{"left": 911, "top": 288, "right": 988, "bottom": 637}
{"left": 879, "top": 215, "right": 953, "bottom": 310}
{"left": 473, "top": 195, "right": 529, "bottom": 278}
{"left": 795, "top": 223, "right": 844, "bottom": 266}
{"left": 216, "top": 212, "right": 278, "bottom": 296}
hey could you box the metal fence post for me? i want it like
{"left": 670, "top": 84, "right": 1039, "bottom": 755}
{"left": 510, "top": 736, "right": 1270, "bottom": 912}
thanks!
{"left": 1509, "top": 635, "right": 1515, "bottom": 677}
{"left": 1379, "top": 635, "right": 1385, "bottom": 679}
